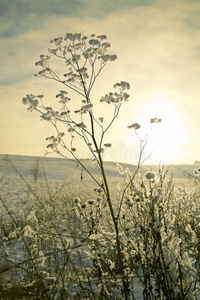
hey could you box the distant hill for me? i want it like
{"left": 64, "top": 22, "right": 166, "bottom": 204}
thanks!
{"left": 0, "top": 154, "right": 197, "bottom": 181}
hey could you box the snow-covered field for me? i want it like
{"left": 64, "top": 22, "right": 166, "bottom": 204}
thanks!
{"left": 0, "top": 154, "right": 197, "bottom": 182}
{"left": 0, "top": 154, "right": 199, "bottom": 299}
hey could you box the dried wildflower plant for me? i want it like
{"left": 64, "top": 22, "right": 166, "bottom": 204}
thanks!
{"left": 1, "top": 31, "right": 196, "bottom": 299}
{"left": 22, "top": 32, "right": 134, "bottom": 298}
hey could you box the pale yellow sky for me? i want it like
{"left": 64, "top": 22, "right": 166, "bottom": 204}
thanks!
{"left": 1, "top": 0, "right": 200, "bottom": 164}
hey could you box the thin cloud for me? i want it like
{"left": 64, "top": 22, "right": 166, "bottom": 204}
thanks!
{"left": 0, "top": 0, "right": 82, "bottom": 38}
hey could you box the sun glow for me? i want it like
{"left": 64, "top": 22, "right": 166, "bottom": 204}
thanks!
{"left": 138, "top": 95, "right": 186, "bottom": 164}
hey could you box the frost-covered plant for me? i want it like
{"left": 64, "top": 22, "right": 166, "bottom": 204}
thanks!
{"left": 22, "top": 32, "right": 133, "bottom": 298}
{"left": 12, "top": 31, "right": 200, "bottom": 299}
{"left": 116, "top": 164, "right": 200, "bottom": 299}
{"left": 1, "top": 156, "right": 200, "bottom": 298}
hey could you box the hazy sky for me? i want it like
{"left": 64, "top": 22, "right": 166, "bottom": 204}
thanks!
{"left": 1, "top": 0, "right": 200, "bottom": 164}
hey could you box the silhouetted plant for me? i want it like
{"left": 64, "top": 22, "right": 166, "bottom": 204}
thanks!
{"left": 0, "top": 32, "right": 198, "bottom": 299}
{"left": 22, "top": 32, "right": 135, "bottom": 299}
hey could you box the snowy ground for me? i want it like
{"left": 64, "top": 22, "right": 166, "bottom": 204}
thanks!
{"left": 0, "top": 154, "right": 199, "bottom": 299}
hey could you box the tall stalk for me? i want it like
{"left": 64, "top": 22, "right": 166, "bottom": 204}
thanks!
{"left": 22, "top": 32, "right": 131, "bottom": 299}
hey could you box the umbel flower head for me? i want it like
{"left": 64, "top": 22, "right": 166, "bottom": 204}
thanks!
{"left": 34, "top": 32, "right": 119, "bottom": 81}
{"left": 193, "top": 168, "right": 200, "bottom": 177}
{"left": 151, "top": 118, "right": 162, "bottom": 124}
{"left": 145, "top": 171, "right": 156, "bottom": 181}
{"left": 100, "top": 81, "right": 130, "bottom": 104}
{"left": 128, "top": 123, "right": 141, "bottom": 130}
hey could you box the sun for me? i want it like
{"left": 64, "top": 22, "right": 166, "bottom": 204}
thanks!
{"left": 138, "top": 94, "right": 186, "bottom": 164}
